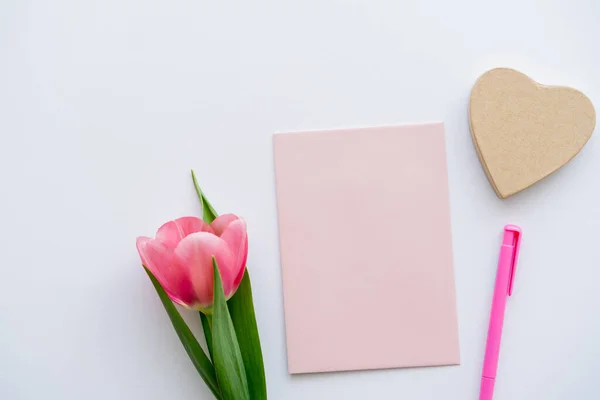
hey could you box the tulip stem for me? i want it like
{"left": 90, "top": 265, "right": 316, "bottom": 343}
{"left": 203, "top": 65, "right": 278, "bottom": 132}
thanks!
{"left": 200, "top": 312, "right": 214, "bottom": 361}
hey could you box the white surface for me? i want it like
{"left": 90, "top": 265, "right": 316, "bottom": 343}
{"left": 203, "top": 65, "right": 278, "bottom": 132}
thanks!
{"left": 1, "top": 0, "right": 599, "bottom": 399}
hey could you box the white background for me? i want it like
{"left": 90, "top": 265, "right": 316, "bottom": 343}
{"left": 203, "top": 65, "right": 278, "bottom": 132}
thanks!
{"left": 1, "top": 1, "right": 599, "bottom": 399}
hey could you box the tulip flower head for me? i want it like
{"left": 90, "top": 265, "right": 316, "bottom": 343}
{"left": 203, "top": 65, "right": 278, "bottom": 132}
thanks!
{"left": 136, "top": 215, "right": 247, "bottom": 313}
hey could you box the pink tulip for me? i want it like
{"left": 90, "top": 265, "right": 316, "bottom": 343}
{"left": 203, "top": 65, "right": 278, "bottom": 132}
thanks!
{"left": 136, "top": 215, "right": 248, "bottom": 313}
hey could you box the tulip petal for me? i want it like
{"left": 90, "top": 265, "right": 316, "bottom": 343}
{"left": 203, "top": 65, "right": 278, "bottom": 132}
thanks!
{"left": 156, "top": 217, "right": 214, "bottom": 249}
{"left": 173, "top": 232, "right": 236, "bottom": 305}
{"left": 136, "top": 236, "right": 197, "bottom": 307}
{"left": 211, "top": 213, "right": 239, "bottom": 236}
{"left": 219, "top": 219, "right": 248, "bottom": 288}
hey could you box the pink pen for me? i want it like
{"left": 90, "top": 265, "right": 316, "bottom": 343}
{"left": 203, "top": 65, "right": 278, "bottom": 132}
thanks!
{"left": 479, "top": 225, "right": 522, "bottom": 400}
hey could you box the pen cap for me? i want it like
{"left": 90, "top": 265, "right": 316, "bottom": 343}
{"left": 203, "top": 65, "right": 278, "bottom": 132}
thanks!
{"left": 503, "top": 225, "right": 522, "bottom": 296}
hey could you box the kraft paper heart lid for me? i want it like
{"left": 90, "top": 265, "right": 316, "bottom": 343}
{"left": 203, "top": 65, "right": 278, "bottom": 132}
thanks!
{"left": 469, "top": 68, "right": 596, "bottom": 198}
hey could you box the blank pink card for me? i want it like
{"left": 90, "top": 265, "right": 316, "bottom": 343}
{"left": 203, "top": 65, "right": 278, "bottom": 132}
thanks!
{"left": 273, "top": 123, "right": 460, "bottom": 374}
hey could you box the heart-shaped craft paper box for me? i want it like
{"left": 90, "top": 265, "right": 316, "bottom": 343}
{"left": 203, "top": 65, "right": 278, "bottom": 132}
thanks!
{"left": 469, "top": 68, "right": 596, "bottom": 198}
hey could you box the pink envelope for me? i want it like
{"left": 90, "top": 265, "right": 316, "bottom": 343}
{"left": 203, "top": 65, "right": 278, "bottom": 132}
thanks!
{"left": 273, "top": 123, "right": 460, "bottom": 374}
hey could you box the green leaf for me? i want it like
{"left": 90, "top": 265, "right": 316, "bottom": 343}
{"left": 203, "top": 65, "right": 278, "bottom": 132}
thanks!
{"left": 191, "top": 169, "right": 218, "bottom": 223}
{"left": 228, "top": 270, "right": 267, "bottom": 400}
{"left": 200, "top": 312, "right": 214, "bottom": 361}
{"left": 190, "top": 172, "right": 266, "bottom": 398}
{"left": 212, "top": 258, "right": 250, "bottom": 400}
{"left": 144, "top": 268, "right": 222, "bottom": 400}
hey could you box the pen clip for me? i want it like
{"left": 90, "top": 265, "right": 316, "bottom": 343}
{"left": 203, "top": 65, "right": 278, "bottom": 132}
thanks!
{"left": 504, "top": 225, "right": 522, "bottom": 296}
